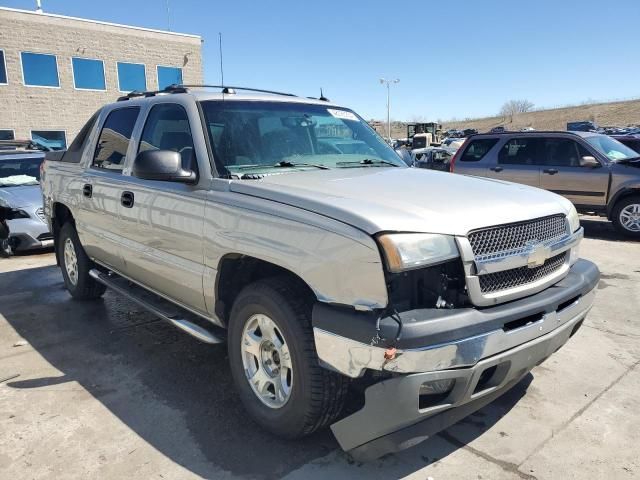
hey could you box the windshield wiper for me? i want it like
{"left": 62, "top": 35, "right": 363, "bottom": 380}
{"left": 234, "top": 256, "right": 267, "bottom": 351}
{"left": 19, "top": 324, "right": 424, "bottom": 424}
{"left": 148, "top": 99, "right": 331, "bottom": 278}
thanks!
{"left": 335, "top": 158, "right": 399, "bottom": 167}
{"left": 236, "top": 161, "right": 329, "bottom": 170}
{"left": 614, "top": 156, "right": 640, "bottom": 163}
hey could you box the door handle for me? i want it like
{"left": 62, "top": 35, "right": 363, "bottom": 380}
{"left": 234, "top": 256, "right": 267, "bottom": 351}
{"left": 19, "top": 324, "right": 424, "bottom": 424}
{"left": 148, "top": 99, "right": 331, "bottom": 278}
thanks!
{"left": 121, "top": 191, "right": 134, "bottom": 208}
{"left": 490, "top": 166, "right": 504, "bottom": 172}
{"left": 82, "top": 184, "right": 92, "bottom": 198}
{"left": 543, "top": 168, "right": 559, "bottom": 175}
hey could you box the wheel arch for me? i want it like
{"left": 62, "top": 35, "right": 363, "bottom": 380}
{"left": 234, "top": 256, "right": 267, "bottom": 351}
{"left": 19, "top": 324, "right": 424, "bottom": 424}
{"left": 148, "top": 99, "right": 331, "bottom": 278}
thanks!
{"left": 607, "top": 187, "right": 640, "bottom": 220}
{"left": 214, "top": 254, "right": 317, "bottom": 326}
{"left": 51, "top": 202, "right": 75, "bottom": 265}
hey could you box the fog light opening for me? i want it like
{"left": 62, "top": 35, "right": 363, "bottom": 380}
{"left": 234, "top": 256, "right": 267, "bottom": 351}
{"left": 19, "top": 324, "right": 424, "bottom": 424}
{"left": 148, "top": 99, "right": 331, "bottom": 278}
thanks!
{"left": 418, "top": 379, "right": 455, "bottom": 410}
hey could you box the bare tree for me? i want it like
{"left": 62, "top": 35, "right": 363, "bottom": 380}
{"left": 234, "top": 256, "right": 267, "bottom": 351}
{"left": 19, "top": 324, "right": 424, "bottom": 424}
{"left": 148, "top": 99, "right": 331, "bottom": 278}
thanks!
{"left": 499, "top": 99, "right": 534, "bottom": 122}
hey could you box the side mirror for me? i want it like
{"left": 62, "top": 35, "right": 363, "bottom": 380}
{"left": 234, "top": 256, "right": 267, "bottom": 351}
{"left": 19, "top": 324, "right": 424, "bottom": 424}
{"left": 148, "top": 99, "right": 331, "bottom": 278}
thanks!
{"left": 580, "top": 155, "right": 600, "bottom": 168}
{"left": 132, "top": 150, "right": 196, "bottom": 182}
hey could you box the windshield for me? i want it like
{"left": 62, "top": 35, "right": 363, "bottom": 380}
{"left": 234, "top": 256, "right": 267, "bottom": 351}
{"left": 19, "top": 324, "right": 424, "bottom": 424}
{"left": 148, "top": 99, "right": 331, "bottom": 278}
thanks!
{"left": 200, "top": 101, "right": 405, "bottom": 176}
{"left": 586, "top": 135, "right": 638, "bottom": 161}
{"left": 0, "top": 157, "right": 43, "bottom": 186}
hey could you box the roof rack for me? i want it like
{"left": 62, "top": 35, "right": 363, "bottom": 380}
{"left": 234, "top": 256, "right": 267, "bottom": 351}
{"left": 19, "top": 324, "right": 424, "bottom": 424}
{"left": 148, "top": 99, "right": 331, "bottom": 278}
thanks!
{"left": 116, "top": 84, "right": 330, "bottom": 102}
{"left": 468, "top": 130, "right": 586, "bottom": 137}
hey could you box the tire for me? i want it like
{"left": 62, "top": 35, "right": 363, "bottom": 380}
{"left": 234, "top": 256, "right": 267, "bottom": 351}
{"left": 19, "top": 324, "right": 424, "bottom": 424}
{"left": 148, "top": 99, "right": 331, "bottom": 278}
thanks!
{"left": 58, "top": 222, "right": 106, "bottom": 300}
{"left": 227, "top": 277, "right": 348, "bottom": 439}
{"left": 612, "top": 195, "right": 640, "bottom": 239}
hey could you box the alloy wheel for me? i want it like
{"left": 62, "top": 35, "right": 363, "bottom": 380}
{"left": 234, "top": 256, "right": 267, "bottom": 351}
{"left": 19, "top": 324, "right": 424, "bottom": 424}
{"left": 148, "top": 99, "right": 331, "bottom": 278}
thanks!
{"left": 63, "top": 237, "right": 79, "bottom": 286}
{"left": 620, "top": 203, "right": 640, "bottom": 232}
{"left": 241, "top": 314, "right": 293, "bottom": 408}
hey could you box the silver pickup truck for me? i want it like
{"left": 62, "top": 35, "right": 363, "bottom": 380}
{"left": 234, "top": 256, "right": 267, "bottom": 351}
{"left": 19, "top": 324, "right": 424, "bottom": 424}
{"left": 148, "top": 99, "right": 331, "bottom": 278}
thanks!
{"left": 41, "top": 85, "right": 599, "bottom": 460}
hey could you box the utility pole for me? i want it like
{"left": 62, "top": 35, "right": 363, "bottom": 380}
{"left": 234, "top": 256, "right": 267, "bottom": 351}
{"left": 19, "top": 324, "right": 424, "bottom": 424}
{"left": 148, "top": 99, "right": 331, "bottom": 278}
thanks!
{"left": 379, "top": 78, "right": 399, "bottom": 141}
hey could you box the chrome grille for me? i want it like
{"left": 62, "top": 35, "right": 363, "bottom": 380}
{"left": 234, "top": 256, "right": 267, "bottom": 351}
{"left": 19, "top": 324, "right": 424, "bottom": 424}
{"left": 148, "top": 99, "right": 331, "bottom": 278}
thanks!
{"left": 468, "top": 215, "right": 568, "bottom": 259}
{"left": 35, "top": 207, "right": 46, "bottom": 222}
{"left": 479, "top": 252, "right": 567, "bottom": 293}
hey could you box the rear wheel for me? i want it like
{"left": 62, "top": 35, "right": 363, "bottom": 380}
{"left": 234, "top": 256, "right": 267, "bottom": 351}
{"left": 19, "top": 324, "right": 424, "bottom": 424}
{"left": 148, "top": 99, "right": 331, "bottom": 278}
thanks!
{"left": 58, "top": 223, "right": 106, "bottom": 299}
{"left": 228, "top": 277, "right": 348, "bottom": 439}
{"left": 612, "top": 196, "right": 640, "bottom": 239}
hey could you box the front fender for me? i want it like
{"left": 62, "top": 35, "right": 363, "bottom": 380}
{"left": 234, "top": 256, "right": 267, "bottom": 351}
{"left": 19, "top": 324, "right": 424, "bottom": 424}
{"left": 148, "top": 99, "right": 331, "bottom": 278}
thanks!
{"left": 203, "top": 192, "right": 388, "bottom": 312}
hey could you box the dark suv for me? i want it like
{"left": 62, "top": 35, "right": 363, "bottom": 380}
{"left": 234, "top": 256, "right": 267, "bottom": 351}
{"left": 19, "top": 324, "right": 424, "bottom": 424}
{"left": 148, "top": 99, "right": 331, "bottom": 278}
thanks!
{"left": 450, "top": 131, "right": 640, "bottom": 237}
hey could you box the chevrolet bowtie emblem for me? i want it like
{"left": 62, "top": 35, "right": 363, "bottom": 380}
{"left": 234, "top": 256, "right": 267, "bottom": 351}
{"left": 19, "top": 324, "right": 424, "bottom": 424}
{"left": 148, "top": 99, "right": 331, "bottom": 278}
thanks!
{"left": 526, "top": 241, "right": 551, "bottom": 268}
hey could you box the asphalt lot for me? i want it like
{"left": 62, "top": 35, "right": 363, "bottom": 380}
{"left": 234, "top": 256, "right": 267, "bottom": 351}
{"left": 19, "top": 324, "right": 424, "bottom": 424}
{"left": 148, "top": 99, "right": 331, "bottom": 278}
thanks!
{"left": 0, "top": 217, "right": 638, "bottom": 479}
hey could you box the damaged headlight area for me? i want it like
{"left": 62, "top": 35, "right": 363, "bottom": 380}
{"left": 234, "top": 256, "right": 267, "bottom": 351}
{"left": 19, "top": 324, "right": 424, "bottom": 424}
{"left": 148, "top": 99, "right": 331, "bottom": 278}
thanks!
{"left": 378, "top": 233, "right": 459, "bottom": 273}
{"left": 385, "top": 255, "right": 469, "bottom": 311}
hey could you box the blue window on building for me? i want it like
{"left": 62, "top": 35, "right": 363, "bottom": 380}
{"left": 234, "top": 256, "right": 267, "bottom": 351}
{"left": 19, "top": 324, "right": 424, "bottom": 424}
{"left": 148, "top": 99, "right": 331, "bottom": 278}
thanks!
{"left": 21, "top": 52, "right": 60, "bottom": 87}
{"left": 0, "top": 50, "right": 7, "bottom": 84}
{"left": 0, "top": 130, "right": 15, "bottom": 141}
{"left": 157, "top": 66, "right": 183, "bottom": 90}
{"left": 117, "top": 62, "right": 146, "bottom": 92}
{"left": 72, "top": 57, "right": 106, "bottom": 90}
{"left": 31, "top": 130, "right": 67, "bottom": 150}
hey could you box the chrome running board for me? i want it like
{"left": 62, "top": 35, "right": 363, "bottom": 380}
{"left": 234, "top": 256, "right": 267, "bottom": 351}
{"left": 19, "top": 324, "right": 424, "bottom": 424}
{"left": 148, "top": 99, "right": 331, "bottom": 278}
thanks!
{"left": 89, "top": 269, "right": 225, "bottom": 344}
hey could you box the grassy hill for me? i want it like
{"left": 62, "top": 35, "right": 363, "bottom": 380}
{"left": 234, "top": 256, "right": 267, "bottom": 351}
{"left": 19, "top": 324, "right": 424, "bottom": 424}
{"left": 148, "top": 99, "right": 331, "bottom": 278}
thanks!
{"left": 442, "top": 99, "right": 640, "bottom": 133}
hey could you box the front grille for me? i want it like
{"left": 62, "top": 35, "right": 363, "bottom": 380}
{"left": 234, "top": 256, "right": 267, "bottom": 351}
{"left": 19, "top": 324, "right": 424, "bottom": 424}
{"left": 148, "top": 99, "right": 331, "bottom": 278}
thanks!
{"left": 468, "top": 215, "right": 568, "bottom": 259}
{"left": 35, "top": 207, "right": 45, "bottom": 222}
{"left": 479, "top": 252, "right": 567, "bottom": 293}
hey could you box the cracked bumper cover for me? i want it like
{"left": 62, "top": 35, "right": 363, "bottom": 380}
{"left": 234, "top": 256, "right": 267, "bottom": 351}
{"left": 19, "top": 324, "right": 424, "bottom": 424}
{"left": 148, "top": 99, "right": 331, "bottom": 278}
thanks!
{"left": 312, "top": 259, "right": 599, "bottom": 460}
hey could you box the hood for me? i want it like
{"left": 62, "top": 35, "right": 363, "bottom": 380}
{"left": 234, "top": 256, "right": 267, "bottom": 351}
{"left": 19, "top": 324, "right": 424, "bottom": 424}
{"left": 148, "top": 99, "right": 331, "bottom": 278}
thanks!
{"left": 0, "top": 185, "right": 43, "bottom": 208}
{"left": 229, "top": 168, "right": 573, "bottom": 236}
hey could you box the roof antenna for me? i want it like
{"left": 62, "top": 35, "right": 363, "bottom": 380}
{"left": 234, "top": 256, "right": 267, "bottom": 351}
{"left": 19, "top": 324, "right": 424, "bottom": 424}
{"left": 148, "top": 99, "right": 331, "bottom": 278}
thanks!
{"left": 319, "top": 88, "right": 329, "bottom": 102}
{"left": 219, "top": 32, "right": 225, "bottom": 87}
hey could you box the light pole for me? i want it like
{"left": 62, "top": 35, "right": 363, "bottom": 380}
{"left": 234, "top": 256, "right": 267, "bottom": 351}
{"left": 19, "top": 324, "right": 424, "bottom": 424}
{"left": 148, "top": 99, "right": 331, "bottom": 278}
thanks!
{"left": 380, "top": 78, "right": 399, "bottom": 141}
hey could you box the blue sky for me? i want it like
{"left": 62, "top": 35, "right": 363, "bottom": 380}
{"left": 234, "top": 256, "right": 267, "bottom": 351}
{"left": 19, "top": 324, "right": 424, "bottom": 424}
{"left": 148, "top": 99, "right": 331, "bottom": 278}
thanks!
{"left": 2, "top": 0, "right": 639, "bottom": 121}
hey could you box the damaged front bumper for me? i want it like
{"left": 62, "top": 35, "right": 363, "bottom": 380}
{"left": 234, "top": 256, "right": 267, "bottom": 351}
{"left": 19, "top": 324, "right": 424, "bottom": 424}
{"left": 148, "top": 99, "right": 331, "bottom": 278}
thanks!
{"left": 312, "top": 259, "right": 599, "bottom": 460}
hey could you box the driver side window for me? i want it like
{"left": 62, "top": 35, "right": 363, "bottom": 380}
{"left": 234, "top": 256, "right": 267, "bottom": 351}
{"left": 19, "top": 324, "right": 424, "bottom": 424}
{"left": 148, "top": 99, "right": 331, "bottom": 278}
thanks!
{"left": 137, "top": 103, "right": 197, "bottom": 174}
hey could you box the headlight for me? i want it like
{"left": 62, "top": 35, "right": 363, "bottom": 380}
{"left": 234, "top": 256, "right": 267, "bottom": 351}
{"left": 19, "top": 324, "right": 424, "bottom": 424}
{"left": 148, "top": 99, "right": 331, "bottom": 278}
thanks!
{"left": 378, "top": 233, "right": 459, "bottom": 273}
{"left": 567, "top": 205, "right": 580, "bottom": 233}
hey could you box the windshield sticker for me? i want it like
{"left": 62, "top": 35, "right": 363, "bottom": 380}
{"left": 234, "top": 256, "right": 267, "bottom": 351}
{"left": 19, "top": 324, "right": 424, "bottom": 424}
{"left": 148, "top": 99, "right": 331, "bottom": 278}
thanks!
{"left": 327, "top": 109, "right": 358, "bottom": 122}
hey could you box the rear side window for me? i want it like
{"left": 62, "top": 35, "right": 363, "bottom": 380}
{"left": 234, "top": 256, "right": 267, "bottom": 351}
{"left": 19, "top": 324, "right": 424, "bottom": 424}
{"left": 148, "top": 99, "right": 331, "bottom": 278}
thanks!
{"left": 138, "top": 103, "right": 197, "bottom": 173}
{"left": 92, "top": 107, "right": 140, "bottom": 171}
{"left": 460, "top": 138, "right": 498, "bottom": 162}
{"left": 62, "top": 110, "right": 100, "bottom": 163}
{"left": 498, "top": 138, "right": 543, "bottom": 165}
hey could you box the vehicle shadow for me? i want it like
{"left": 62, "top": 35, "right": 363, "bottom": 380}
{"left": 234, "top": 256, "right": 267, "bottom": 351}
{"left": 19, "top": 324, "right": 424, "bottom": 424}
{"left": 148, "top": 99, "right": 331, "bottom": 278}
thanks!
{"left": 580, "top": 216, "right": 631, "bottom": 242}
{"left": 0, "top": 264, "right": 531, "bottom": 479}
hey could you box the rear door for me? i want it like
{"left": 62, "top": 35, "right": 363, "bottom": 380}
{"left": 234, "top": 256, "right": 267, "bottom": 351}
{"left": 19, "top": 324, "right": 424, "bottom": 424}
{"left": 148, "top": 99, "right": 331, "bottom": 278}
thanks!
{"left": 490, "top": 137, "right": 543, "bottom": 187}
{"left": 539, "top": 138, "right": 609, "bottom": 207}
{"left": 78, "top": 106, "right": 140, "bottom": 271}
{"left": 452, "top": 138, "right": 500, "bottom": 177}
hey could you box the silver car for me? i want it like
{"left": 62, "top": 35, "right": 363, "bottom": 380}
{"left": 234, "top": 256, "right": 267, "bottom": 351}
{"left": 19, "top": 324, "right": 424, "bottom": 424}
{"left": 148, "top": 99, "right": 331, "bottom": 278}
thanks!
{"left": 451, "top": 131, "right": 640, "bottom": 237}
{"left": 0, "top": 150, "right": 52, "bottom": 252}
{"left": 42, "top": 86, "right": 599, "bottom": 460}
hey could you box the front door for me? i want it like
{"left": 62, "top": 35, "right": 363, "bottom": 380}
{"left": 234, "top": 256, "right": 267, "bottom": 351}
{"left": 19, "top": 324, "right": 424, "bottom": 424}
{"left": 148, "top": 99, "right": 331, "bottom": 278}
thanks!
{"left": 539, "top": 138, "right": 609, "bottom": 207}
{"left": 117, "top": 102, "right": 207, "bottom": 312}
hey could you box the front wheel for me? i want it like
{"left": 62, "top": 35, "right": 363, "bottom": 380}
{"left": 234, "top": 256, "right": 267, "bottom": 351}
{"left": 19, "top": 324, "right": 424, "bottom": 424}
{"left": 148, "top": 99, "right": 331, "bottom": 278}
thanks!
{"left": 227, "top": 277, "right": 348, "bottom": 439}
{"left": 612, "top": 196, "right": 640, "bottom": 239}
{"left": 58, "top": 222, "right": 106, "bottom": 299}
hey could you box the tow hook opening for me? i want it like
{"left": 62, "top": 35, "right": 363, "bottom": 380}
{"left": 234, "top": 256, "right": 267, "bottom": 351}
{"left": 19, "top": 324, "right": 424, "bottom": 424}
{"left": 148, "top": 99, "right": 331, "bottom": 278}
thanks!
{"left": 418, "top": 379, "right": 456, "bottom": 410}
{"left": 472, "top": 361, "right": 511, "bottom": 396}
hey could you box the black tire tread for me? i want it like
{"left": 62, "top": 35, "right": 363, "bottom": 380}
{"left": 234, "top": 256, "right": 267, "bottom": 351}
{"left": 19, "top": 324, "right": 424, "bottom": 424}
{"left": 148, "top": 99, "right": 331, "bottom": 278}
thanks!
{"left": 611, "top": 195, "right": 640, "bottom": 238}
{"left": 58, "top": 222, "right": 106, "bottom": 300}
{"left": 231, "top": 276, "right": 348, "bottom": 438}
